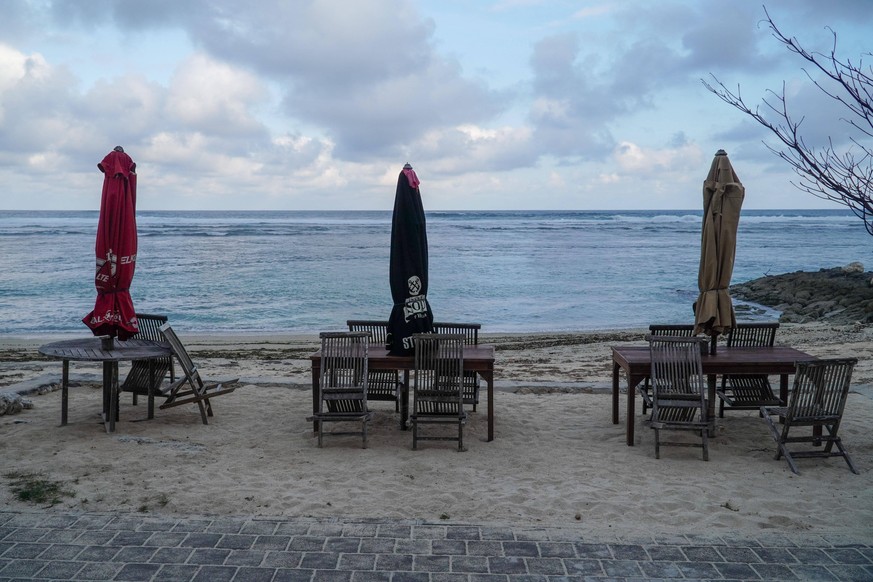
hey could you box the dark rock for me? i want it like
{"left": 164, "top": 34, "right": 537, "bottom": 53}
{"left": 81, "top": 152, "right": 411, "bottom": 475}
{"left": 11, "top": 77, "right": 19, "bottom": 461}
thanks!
{"left": 731, "top": 266, "right": 873, "bottom": 324}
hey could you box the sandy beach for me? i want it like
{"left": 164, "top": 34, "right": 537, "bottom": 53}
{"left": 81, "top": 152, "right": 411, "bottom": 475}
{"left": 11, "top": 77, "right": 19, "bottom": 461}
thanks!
{"left": 1, "top": 323, "right": 872, "bottom": 538}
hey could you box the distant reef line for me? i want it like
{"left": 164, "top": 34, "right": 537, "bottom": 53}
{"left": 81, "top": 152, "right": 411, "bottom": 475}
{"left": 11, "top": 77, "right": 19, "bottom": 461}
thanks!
{"left": 731, "top": 263, "right": 873, "bottom": 324}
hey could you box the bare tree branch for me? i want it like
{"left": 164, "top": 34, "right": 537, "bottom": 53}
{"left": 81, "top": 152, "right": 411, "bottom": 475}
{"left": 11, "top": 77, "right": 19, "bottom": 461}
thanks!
{"left": 702, "top": 7, "right": 873, "bottom": 236}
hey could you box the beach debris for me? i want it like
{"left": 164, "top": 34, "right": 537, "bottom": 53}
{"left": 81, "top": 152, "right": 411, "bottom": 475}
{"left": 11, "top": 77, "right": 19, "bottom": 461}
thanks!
{"left": 0, "top": 392, "right": 32, "bottom": 415}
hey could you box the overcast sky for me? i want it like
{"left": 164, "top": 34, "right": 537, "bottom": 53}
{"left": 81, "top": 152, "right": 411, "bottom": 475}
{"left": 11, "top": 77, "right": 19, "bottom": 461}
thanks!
{"left": 1, "top": 0, "right": 870, "bottom": 211}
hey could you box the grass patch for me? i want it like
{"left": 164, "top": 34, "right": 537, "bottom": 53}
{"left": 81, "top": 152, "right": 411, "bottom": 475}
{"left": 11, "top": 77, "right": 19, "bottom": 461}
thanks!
{"left": 4, "top": 471, "right": 75, "bottom": 506}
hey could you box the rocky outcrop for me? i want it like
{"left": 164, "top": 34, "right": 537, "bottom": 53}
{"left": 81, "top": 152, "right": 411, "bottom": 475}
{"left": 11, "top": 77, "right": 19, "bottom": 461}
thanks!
{"left": 730, "top": 263, "right": 873, "bottom": 324}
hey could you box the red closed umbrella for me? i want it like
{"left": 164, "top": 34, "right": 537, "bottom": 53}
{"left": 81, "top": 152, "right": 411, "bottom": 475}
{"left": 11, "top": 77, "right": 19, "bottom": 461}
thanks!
{"left": 83, "top": 146, "right": 139, "bottom": 340}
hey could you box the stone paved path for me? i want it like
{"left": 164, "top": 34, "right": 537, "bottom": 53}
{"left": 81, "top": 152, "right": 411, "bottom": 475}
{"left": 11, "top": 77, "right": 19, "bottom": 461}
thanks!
{"left": 1, "top": 511, "right": 871, "bottom": 581}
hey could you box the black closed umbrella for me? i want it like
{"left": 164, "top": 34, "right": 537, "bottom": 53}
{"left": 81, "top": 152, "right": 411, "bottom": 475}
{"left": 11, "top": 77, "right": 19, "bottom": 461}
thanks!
{"left": 386, "top": 163, "right": 434, "bottom": 355}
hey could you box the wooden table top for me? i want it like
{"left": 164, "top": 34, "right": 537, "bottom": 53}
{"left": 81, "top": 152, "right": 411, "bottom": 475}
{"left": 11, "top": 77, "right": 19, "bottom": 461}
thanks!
{"left": 612, "top": 345, "right": 815, "bottom": 376}
{"left": 39, "top": 337, "right": 171, "bottom": 362}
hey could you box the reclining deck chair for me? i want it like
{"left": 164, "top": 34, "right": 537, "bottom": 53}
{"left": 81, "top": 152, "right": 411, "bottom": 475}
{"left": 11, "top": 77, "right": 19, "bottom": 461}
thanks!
{"left": 648, "top": 335, "right": 712, "bottom": 460}
{"left": 158, "top": 323, "right": 238, "bottom": 424}
{"left": 717, "top": 322, "right": 781, "bottom": 417}
{"left": 433, "top": 322, "right": 481, "bottom": 411}
{"left": 307, "top": 331, "right": 373, "bottom": 448}
{"left": 411, "top": 333, "right": 467, "bottom": 451}
{"left": 121, "top": 313, "right": 175, "bottom": 407}
{"left": 761, "top": 358, "right": 858, "bottom": 475}
{"left": 347, "top": 320, "right": 401, "bottom": 412}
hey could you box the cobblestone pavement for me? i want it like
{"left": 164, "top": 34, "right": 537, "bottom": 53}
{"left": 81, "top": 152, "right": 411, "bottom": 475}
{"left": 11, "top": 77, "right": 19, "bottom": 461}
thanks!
{"left": 1, "top": 511, "right": 871, "bottom": 581}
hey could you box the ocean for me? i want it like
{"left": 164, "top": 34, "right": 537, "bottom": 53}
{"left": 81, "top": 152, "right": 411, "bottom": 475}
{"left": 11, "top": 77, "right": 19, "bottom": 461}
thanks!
{"left": 0, "top": 209, "right": 869, "bottom": 336}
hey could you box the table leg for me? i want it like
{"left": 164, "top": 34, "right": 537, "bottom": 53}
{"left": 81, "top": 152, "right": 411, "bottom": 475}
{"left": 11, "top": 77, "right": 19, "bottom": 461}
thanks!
{"left": 626, "top": 375, "right": 635, "bottom": 446}
{"left": 612, "top": 362, "right": 620, "bottom": 424}
{"left": 102, "top": 361, "right": 118, "bottom": 433}
{"left": 482, "top": 370, "right": 494, "bottom": 442}
{"left": 707, "top": 374, "right": 717, "bottom": 436}
{"left": 109, "top": 362, "right": 119, "bottom": 433}
{"left": 779, "top": 374, "right": 788, "bottom": 404}
{"left": 311, "top": 362, "right": 320, "bottom": 433}
{"left": 400, "top": 370, "right": 410, "bottom": 431}
{"left": 102, "top": 362, "right": 111, "bottom": 424}
{"left": 61, "top": 360, "right": 69, "bottom": 426}
{"left": 147, "top": 360, "right": 156, "bottom": 420}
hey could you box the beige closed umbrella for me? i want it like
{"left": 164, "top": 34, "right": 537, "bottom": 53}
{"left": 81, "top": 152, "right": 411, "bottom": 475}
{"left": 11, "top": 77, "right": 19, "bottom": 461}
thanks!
{"left": 693, "top": 149, "right": 744, "bottom": 344}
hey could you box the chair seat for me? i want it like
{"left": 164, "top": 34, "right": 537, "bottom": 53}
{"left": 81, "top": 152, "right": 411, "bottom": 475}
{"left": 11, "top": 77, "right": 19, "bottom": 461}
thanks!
{"left": 366, "top": 370, "right": 401, "bottom": 401}
{"left": 326, "top": 398, "right": 367, "bottom": 414}
{"left": 717, "top": 375, "right": 781, "bottom": 407}
{"left": 762, "top": 405, "right": 843, "bottom": 424}
{"left": 309, "top": 410, "right": 373, "bottom": 421}
{"left": 653, "top": 403, "right": 706, "bottom": 424}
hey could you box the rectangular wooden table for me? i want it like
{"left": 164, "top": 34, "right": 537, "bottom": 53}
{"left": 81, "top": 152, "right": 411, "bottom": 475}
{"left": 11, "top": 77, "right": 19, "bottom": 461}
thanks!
{"left": 39, "top": 337, "right": 172, "bottom": 433}
{"left": 310, "top": 345, "right": 497, "bottom": 441}
{"left": 611, "top": 345, "right": 816, "bottom": 446}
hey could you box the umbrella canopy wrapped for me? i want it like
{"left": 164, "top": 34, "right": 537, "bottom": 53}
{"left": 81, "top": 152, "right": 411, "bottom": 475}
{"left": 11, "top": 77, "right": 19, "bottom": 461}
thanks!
{"left": 694, "top": 149, "right": 744, "bottom": 338}
{"left": 386, "top": 164, "right": 434, "bottom": 355}
{"left": 83, "top": 147, "right": 139, "bottom": 340}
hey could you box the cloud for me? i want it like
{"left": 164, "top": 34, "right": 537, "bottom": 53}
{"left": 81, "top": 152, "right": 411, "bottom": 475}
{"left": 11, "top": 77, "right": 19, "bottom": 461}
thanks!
{"left": 171, "top": 0, "right": 505, "bottom": 161}
{"left": 613, "top": 141, "right": 703, "bottom": 174}
{"left": 166, "top": 53, "right": 270, "bottom": 138}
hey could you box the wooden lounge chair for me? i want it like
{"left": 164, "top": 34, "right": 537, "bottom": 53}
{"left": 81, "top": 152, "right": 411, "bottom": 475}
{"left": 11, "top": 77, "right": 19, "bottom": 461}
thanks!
{"left": 411, "top": 333, "right": 467, "bottom": 451}
{"left": 717, "top": 322, "right": 781, "bottom": 417}
{"left": 307, "top": 331, "right": 373, "bottom": 448}
{"left": 157, "top": 323, "right": 238, "bottom": 425}
{"left": 433, "top": 322, "right": 481, "bottom": 411}
{"left": 121, "top": 313, "right": 175, "bottom": 406}
{"left": 761, "top": 358, "right": 858, "bottom": 475}
{"left": 647, "top": 335, "right": 712, "bottom": 460}
{"left": 347, "top": 320, "right": 401, "bottom": 411}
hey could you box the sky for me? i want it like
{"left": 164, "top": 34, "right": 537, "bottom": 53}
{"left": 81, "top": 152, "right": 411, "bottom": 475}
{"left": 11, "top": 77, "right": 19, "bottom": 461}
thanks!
{"left": 0, "top": 0, "right": 871, "bottom": 211}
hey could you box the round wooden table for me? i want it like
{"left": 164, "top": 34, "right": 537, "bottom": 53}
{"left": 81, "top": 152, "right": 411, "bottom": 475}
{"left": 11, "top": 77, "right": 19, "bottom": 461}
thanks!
{"left": 39, "top": 337, "right": 172, "bottom": 433}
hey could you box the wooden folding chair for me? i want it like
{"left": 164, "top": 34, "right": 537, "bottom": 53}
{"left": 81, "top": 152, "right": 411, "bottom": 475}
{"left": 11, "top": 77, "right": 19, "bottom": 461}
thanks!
{"left": 307, "top": 331, "right": 373, "bottom": 448}
{"left": 761, "top": 358, "right": 858, "bottom": 475}
{"left": 121, "top": 313, "right": 175, "bottom": 406}
{"left": 648, "top": 335, "right": 712, "bottom": 460}
{"left": 411, "top": 333, "right": 467, "bottom": 451}
{"left": 640, "top": 325, "right": 697, "bottom": 415}
{"left": 347, "top": 320, "right": 401, "bottom": 411}
{"left": 433, "top": 322, "right": 481, "bottom": 411}
{"left": 158, "top": 323, "right": 238, "bottom": 424}
{"left": 717, "top": 322, "right": 781, "bottom": 417}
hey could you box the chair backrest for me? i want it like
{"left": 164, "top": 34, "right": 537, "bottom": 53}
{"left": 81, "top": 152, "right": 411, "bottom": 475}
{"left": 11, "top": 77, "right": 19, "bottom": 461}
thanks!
{"left": 647, "top": 335, "right": 708, "bottom": 403}
{"left": 726, "top": 322, "right": 779, "bottom": 347}
{"left": 319, "top": 332, "right": 369, "bottom": 411}
{"left": 648, "top": 324, "right": 695, "bottom": 337}
{"left": 432, "top": 322, "right": 480, "bottom": 345}
{"left": 788, "top": 358, "right": 857, "bottom": 421}
{"left": 159, "top": 323, "right": 202, "bottom": 389}
{"left": 136, "top": 313, "right": 168, "bottom": 342}
{"left": 413, "top": 333, "right": 464, "bottom": 413}
{"left": 346, "top": 320, "right": 389, "bottom": 345}
{"left": 649, "top": 324, "right": 712, "bottom": 355}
